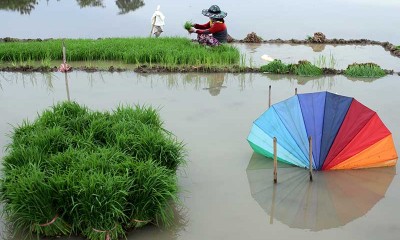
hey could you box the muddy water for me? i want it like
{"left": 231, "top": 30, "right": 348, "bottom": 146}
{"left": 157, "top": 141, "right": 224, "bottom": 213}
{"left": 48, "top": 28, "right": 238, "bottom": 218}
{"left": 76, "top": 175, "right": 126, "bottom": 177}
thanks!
{"left": 1, "top": 0, "right": 400, "bottom": 44}
{"left": 0, "top": 72, "right": 399, "bottom": 240}
{"left": 235, "top": 43, "right": 400, "bottom": 70}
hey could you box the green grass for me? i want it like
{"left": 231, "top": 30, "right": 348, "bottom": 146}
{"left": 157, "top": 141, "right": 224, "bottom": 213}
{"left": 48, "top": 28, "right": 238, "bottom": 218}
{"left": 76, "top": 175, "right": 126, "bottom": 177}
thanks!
{"left": 0, "top": 38, "right": 240, "bottom": 66}
{"left": 260, "top": 60, "right": 289, "bottom": 73}
{"left": 344, "top": 63, "right": 386, "bottom": 78}
{"left": 0, "top": 102, "right": 186, "bottom": 240}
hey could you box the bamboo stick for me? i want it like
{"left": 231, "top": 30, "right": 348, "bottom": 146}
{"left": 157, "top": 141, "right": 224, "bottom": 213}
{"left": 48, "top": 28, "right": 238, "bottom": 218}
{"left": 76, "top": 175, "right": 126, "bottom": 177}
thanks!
{"left": 62, "top": 40, "right": 66, "bottom": 64}
{"left": 65, "top": 73, "right": 70, "bottom": 101}
{"left": 273, "top": 137, "right": 277, "bottom": 183}
{"left": 309, "top": 136, "right": 313, "bottom": 181}
{"left": 149, "top": 17, "right": 156, "bottom": 37}
{"left": 268, "top": 85, "right": 271, "bottom": 108}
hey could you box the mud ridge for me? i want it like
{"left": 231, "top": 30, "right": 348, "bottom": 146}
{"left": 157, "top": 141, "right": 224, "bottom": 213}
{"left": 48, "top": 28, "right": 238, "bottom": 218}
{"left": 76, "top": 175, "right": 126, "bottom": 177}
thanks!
{"left": 1, "top": 65, "right": 398, "bottom": 76}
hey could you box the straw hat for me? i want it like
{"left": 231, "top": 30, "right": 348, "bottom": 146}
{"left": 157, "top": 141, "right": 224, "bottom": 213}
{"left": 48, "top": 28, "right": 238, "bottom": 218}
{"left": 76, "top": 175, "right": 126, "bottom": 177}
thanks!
{"left": 202, "top": 5, "right": 227, "bottom": 19}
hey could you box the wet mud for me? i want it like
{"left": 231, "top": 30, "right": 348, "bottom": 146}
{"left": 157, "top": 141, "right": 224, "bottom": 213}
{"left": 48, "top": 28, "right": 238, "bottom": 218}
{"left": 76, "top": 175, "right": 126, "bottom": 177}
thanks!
{"left": 0, "top": 65, "right": 396, "bottom": 75}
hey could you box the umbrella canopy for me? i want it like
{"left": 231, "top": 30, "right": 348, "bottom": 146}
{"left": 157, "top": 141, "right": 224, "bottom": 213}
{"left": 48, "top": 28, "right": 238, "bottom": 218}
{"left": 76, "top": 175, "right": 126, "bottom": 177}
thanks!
{"left": 246, "top": 153, "right": 396, "bottom": 231}
{"left": 247, "top": 91, "right": 398, "bottom": 170}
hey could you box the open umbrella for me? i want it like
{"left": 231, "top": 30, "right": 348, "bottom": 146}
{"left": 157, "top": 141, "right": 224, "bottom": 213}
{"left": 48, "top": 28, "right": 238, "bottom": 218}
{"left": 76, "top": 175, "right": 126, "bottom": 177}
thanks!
{"left": 247, "top": 91, "right": 398, "bottom": 170}
{"left": 246, "top": 152, "right": 396, "bottom": 231}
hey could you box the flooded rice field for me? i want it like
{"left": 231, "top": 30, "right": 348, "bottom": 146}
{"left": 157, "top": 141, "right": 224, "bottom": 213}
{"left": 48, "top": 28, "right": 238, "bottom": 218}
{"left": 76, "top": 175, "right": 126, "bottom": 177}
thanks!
{"left": 234, "top": 43, "right": 400, "bottom": 70}
{"left": 0, "top": 71, "right": 399, "bottom": 240}
{"left": 1, "top": 0, "right": 400, "bottom": 44}
{"left": 1, "top": 1, "right": 400, "bottom": 239}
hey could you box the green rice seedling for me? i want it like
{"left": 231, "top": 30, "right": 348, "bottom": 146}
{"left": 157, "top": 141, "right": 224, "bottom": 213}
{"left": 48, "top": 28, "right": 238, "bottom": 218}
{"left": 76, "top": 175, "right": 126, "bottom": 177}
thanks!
{"left": 8, "top": 125, "right": 72, "bottom": 157}
{"left": 2, "top": 145, "right": 44, "bottom": 171}
{"left": 114, "top": 122, "right": 185, "bottom": 171}
{"left": 0, "top": 38, "right": 240, "bottom": 67}
{"left": 328, "top": 53, "right": 337, "bottom": 69}
{"left": 125, "top": 160, "right": 178, "bottom": 228}
{"left": 0, "top": 164, "right": 71, "bottom": 238}
{"left": 260, "top": 59, "right": 289, "bottom": 74}
{"left": 314, "top": 55, "right": 326, "bottom": 68}
{"left": 314, "top": 53, "right": 337, "bottom": 69}
{"left": 38, "top": 101, "right": 91, "bottom": 134}
{"left": 1, "top": 102, "right": 186, "bottom": 239}
{"left": 344, "top": 62, "right": 386, "bottom": 78}
{"left": 112, "top": 104, "right": 163, "bottom": 128}
{"left": 70, "top": 171, "right": 130, "bottom": 240}
{"left": 41, "top": 54, "right": 52, "bottom": 69}
{"left": 184, "top": 21, "right": 193, "bottom": 31}
{"left": 288, "top": 60, "right": 323, "bottom": 77}
{"left": 7, "top": 119, "right": 38, "bottom": 147}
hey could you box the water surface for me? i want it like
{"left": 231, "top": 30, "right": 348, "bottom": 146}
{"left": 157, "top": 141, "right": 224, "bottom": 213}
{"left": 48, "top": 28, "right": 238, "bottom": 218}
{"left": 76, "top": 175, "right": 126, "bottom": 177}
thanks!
{"left": 1, "top": 0, "right": 399, "bottom": 44}
{"left": 0, "top": 71, "right": 399, "bottom": 240}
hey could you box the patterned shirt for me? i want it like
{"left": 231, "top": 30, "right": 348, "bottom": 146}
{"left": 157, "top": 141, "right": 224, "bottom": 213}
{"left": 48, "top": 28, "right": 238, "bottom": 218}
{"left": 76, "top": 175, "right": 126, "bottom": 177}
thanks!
{"left": 194, "top": 21, "right": 228, "bottom": 43}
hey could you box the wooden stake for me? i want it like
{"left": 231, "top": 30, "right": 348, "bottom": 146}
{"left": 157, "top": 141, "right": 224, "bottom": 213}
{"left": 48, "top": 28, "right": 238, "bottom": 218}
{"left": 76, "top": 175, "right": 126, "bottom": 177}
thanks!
{"left": 309, "top": 136, "right": 313, "bottom": 181}
{"left": 273, "top": 137, "right": 277, "bottom": 183}
{"left": 149, "top": 17, "right": 156, "bottom": 37}
{"left": 268, "top": 85, "right": 271, "bottom": 108}
{"left": 295, "top": 88, "right": 298, "bottom": 95}
{"left": 62, "top": 40, "right": 66, "bottom": 65}
{"left": 65, "top": 72, "right": 70, "bottom": 101}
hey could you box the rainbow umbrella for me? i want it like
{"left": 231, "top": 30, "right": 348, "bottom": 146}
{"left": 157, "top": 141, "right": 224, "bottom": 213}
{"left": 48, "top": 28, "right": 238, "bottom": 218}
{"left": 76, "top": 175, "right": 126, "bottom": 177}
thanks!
{"left": 247, "top": 91, "right": 398, "bottom": 170}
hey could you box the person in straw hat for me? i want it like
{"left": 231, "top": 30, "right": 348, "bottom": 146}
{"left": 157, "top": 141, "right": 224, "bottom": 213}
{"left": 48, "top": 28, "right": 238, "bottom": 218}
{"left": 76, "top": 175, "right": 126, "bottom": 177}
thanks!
{"left": 188, "top": 5, "right": 228, "bottom": 46}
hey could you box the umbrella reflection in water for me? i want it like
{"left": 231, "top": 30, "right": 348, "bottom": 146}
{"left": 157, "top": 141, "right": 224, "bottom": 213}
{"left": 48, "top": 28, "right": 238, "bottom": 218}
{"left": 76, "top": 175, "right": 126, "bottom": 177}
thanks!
{"left": 246, "top": 152, "right": 396, "bottom": 231}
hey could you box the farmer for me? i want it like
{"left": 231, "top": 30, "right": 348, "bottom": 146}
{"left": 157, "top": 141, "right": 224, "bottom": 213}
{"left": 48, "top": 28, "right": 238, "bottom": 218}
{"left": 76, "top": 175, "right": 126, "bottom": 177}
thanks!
{"left": 188, "top": 5, "right": 228, "bottom": 46}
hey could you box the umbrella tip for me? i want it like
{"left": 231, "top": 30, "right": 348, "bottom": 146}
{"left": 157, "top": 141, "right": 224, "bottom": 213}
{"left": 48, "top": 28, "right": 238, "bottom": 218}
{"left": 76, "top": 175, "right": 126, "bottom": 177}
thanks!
{"left": 157, "top": 5, "right": 160, "bottom": 11}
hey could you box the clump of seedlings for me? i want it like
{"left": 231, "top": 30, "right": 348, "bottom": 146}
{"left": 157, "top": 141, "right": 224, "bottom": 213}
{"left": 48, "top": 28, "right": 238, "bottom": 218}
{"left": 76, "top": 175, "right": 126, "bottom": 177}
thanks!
{"left": 344, "top": 62, "right": 386, "bottom": 78}
{"left": 0, "top": 102, "right": 186, "bottom": 240}
{"left": 260, "top": 60, "right": 322, "bottom": 77}
{"left": 184, "top": 21, "right": 193, "bottom": 31}
{"left": 288, "top": 60, "right": 323, "bottom": 76}
{"left": 260, "top": 60, "right": 289, "bottom": 73}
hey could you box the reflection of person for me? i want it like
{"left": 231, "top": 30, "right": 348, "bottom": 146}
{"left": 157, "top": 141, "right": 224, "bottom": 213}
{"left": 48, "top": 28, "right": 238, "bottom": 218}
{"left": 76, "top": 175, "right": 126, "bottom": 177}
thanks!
{"left": 207, "top": 73, "right": 225, "bottom": 96}
{"left": 188, "top": 5, "right": 228, "bottom": 46}
{"left": 151, "top": 5, "right": 165, "bottom": 37}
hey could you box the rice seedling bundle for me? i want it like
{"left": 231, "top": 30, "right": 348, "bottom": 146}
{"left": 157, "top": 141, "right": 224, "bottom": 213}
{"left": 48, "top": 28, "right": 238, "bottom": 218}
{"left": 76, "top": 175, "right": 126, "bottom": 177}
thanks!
{"left": 288, "top": 60, "right": 323, "bottom": 77}
{"left": 184, "top": 21, "right": 193, "bottom": 31}
{"left": 344, "top": 62, "right": 386, "bottom": 78}
{"left": 260, "top": 59, "right": 289, "bottom": 74}
{"left": 0, "top": 102, "right": 186, "bottom": 240}
{"left": 0, "top": 37, "right": 240, "bottom": 66}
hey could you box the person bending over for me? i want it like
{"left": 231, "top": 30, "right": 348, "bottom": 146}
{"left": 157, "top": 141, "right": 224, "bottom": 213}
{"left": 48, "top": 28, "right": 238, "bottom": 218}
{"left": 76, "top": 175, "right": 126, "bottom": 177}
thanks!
{"left": 189, "top": 5, "right": 228, "bottom": 46}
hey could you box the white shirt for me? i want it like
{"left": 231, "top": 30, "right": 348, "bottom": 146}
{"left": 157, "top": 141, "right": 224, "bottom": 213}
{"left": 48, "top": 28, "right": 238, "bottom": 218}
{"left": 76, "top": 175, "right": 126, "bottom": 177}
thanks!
{"left": 151, "top": 6, "right": 165, "bottom": 26}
